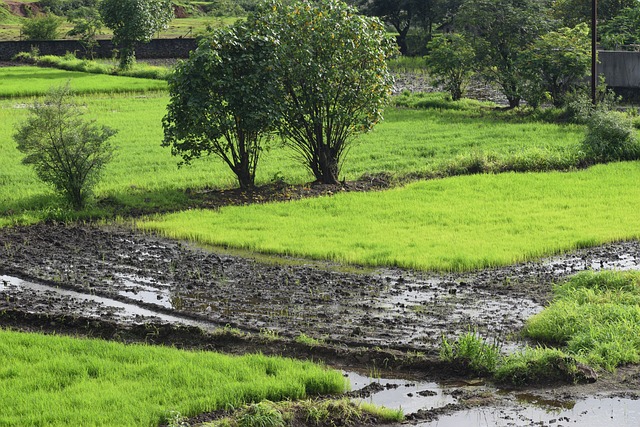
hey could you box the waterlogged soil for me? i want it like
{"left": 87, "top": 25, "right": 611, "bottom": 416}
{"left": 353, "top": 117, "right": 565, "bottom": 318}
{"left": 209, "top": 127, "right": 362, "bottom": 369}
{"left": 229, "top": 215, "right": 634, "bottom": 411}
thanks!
{"left": 1, "top": 223, "right": 640, "bottom": 425}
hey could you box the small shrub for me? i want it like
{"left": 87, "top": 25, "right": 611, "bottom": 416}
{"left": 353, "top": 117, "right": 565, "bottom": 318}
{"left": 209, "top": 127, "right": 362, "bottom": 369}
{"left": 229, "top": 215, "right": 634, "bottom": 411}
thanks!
{"left": 21, "top": 15, "right": 62, "bottom": 40}
{"left": 13, "top": 83, "right": 117, "bottom": 210}
{"left": 581, "top": 110, "right": 640, "bottom": 163}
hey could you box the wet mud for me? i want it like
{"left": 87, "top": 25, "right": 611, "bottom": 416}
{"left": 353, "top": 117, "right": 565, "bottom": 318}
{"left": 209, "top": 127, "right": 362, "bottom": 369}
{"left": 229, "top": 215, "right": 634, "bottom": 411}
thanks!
{"left": 1, "top": 223, "right": 640, "bottom": 425}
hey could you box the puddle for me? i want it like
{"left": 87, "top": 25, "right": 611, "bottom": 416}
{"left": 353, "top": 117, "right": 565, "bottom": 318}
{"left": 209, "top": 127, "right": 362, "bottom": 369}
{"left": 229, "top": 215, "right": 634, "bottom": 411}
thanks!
{"left": 0, "top": 275, "right": 214, "bottom": 331}
{"left": 115, "top": 273, "right": 173, "bottom": 309}
{"left": 415, "top": 394, "right": 640, "bottom": 427}
{"left": 346, "top": 370, "right": 463, "bottom": 414}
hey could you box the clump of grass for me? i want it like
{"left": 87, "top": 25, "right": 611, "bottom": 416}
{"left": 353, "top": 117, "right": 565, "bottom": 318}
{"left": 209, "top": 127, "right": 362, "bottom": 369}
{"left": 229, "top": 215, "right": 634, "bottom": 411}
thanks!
{"left": 386, "top": 55, "right": 427, "bottom": 74}
{"left": 295, "top": 333, "right": 323, "bottom": 347}
{"left": 204, "top": 398, "right": 403, "bottom": 427}
{"left": 440, "top": 331, "right": 502, "bottom": 376}
{"left": 494, "top": 348, "right": 581, "bottom": 385}
{"left": 441, "top": 272, "right": 640, "bottom": 384}
{"left": 524, "top": 270, "right": 640, "bottom": 371}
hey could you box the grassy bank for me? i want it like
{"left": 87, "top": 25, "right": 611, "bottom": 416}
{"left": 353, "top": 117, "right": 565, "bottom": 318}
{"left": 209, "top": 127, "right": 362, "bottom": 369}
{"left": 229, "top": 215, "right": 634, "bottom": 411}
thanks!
{"left": 0, "top": 329, "right": 346, "bottom": 426}
{"left": 140, "top": 161, "right": 640, "bottom": 272}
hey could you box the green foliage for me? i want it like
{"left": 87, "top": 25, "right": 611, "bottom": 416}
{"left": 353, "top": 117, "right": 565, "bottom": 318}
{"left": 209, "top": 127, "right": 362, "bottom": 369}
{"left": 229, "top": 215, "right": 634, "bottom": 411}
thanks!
{"left": 13, "top": 83, "right": 116, "bottom": 210}
{"left": 601, "top": 5, "right": 640, "bottom": 49}
{"left": 66, "top": 6, "right": 103, "bottom": 58}
{"left": 163, "top": 21, "right": 279, "bottom": 189}
{"left": 552, "top": 0, "right": 636, "bottom": 26}
{"left": 99, "top": 0, "right": 173, "bottom": 69}
{"left": 520, "top": 24, "right": 591, "bottom": 108}
{"left": 524, "top": 271, "right": 640, "bottom": 371}
{"left": 250, "top": 0, "right": 396, "bottom": 184}
{"left": 0, "top": 329, "right": 347, "bottom": 426}
{"left": 581, "top": 110, "right": 640, "bottom": 164}
{"left": 237, "top": 401, "right": 285, "bottom": 427}
{"left": 425, "top": 33, "right": 475, "bottom": 101}
{"left": 39, "top": 0, "right": 100, "bottom": 17}
{"left": 21, "top": 15, "right": 62, "bottom": 40}
{"left": 357, "top": 0, "right": 436, "bottom": 55}
{"left": 457, "top": 0, "right": 553, "bottom": 108}
{"left": 440, "top": 332, "right": 501, "bottom": 376}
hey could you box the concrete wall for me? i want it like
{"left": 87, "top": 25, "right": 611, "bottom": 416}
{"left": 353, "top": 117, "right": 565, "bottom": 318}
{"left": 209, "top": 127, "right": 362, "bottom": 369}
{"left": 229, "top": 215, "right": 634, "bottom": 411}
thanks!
{"left": 599, "top": 51, "right": 640, "bottom": 88}
{"left": 0, "top": 38, "right": 197, "bottom": 61}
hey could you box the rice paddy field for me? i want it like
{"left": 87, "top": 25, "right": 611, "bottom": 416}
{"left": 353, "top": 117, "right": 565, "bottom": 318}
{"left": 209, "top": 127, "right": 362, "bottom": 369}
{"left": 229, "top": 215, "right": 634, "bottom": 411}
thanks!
{"left": 0, "top": 329, "right": 346, "bottom": 426}
{"left": 140, "top": 162, "right": 640, "bottom": 271}
{"left": 1, "top": 64, "right": 640, "bottom": 426}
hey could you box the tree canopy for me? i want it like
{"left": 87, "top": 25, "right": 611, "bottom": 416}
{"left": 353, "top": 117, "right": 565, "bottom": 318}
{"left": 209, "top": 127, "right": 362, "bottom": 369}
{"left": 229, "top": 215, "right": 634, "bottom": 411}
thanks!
{"left": 162, "top": 22, "right": 280, "bottom": 189}
{"left": 251, "top": 0, "right": 396, "bottom": 184}
{"left": 99, "top": 0, "right": 173, "bottom": 69}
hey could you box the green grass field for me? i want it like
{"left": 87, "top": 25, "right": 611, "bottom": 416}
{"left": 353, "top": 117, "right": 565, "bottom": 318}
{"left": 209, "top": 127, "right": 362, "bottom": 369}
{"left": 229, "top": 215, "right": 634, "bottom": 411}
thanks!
{"left": 140, "top": 162, "right": 640, "bottom": 271}
{"left": 0, "top": 66, "right": 167, "bottom": 98}
{"left": 0, "top": 329, "right": 346, "bottom": 426}
{"left": 0, "top": 69, "right": 587, "bottom": 225}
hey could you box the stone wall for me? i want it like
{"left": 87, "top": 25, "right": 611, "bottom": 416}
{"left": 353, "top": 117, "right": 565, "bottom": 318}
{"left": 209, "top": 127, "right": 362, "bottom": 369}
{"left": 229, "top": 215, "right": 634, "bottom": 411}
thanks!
{"left": 0, "top": 38, "right": 197, "bottom": 61}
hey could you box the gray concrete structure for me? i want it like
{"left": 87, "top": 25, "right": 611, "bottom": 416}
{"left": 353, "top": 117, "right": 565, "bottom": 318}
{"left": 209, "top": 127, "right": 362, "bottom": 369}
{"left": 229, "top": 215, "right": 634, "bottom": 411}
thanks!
{"left": 599, "top": 51, "right": 640, "bottom": 88}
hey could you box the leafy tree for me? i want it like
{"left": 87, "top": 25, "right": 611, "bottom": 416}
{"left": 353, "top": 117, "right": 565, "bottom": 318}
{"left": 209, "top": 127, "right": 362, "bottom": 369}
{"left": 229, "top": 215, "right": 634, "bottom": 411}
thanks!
{"left": 67, "top": 6, "right": 103, "bottom": 58}
{"left": 357, "top": 0, "right": 437, "bottom": 55}
{"left": 13, "top": 84, "right": 116, "bottom": 210}
{"left": 600, "top": 5, "right": 640, "bottom": 49}
{"left": 520, "top": 24, "right": 591, "bottom": 107}
{"left": 552, "top": 0, "right": 636, "bottom": 26}
{"left": 99, "top": 0, "right": 173, "bottom": 69}
{"left": 457, "top": 0, "right": 553, "bottom": 108}
{"left": 162, "top": 23, "right": 279, "bottom": 189}
{"left": 425, "top": 33, "right": 475, "bottom": 101}
{"left": 252, "top": 0, "right": 395, "bottom": 184}
{"left": 21, "top": 15, "right": 62, "bottom": 40}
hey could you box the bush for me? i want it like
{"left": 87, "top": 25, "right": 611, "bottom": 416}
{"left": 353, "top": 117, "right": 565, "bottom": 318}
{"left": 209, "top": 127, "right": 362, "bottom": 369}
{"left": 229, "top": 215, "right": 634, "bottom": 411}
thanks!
{"left": 425, "top": 33, "right": 475, "bottom": 101}
{"left": 21, "top": 15, "right": 62, "bottom": 40}
{"left": 13, "top": 84, "right": 117, "bottom": 210}
{"left": 581, "top": 110, "right": 640, "bottom": 163}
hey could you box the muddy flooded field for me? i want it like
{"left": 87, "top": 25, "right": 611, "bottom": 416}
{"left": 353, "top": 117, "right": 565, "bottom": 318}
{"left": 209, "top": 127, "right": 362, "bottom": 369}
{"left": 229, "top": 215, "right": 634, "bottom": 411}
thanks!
{"left": 1, "top": 223, "right": 640, "bottom": 425}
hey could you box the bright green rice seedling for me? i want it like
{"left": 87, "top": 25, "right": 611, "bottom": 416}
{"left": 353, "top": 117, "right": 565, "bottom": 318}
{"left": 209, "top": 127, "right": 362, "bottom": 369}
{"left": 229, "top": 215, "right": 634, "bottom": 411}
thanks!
{"left": 0, "top": 329, "right": 346, "bottom": 426}
{"left": 525, "top": 270, "right": 640, "bottom": 371}
{"left": 0, "top": 66, "right": 167, "bottom": 98}
{"left": 140, "top": 162, "right": 640, "bottom": 272}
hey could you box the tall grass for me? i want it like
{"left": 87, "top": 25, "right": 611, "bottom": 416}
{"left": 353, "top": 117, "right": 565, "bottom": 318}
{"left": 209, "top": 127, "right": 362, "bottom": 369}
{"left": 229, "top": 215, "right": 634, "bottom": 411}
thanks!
{"left": 0, "top": 329, "right": 346, "bottom": 427}
{"left": 140, "top": 161, "right": 640, "bottom": 272}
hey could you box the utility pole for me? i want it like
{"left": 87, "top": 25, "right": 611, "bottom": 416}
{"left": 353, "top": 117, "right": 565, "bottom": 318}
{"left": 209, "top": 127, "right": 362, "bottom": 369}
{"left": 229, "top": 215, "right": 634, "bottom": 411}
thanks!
{"left": 591, "top": 0, "right": 597, "bottom": 105}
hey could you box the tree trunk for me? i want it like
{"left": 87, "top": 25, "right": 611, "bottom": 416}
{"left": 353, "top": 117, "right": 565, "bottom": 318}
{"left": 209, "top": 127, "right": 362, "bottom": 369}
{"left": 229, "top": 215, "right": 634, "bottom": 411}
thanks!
{"left": 316, "top": 144, "right": 340, "bottom": 184}
{"left": 234, "top": 153, "right": 255, "bottom": 190}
